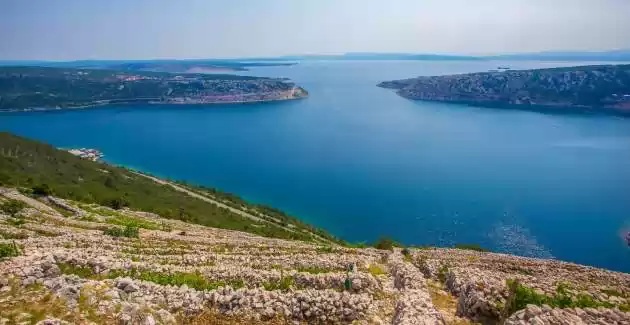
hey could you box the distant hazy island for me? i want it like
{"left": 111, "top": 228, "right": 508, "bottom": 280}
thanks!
{"left": 0, "top": 66, "right": 308, "bottom": 111}
{"left": 378, "top": 64, "right": 630, "bottom": 115}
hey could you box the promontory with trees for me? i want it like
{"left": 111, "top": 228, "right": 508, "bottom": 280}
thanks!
{"left": 0, "top": 66, "right": 308, "bottom": 111}
{"left": 378, "top": 64, "right": 630, "bottom": 115}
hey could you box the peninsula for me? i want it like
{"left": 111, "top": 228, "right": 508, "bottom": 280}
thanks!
{"left": 0, "top": 66, "right": 308, "bottom": 112}
{"left": 378, "top": 64, "right": 630, "bottom": 115}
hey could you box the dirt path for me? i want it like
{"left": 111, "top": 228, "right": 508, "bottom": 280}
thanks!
{"left": 133, "top": 172, "right": 334, "bottom": 244}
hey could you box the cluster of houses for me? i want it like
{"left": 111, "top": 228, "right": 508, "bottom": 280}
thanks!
{"left": 67, "top": 148, "right": 103, "bottom": 161}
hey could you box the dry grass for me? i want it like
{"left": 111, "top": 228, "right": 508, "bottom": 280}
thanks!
{"left": 367, "top": 264, "right": 387, "bottom": 277}
{"left": 427, "top": 279, "right": 478, "bottom": 325}
{"left": 0, "top": 280, "right": 117, "bottom": 325}
{"left": 183, "top": 309, "right": 289, "bottom": 325}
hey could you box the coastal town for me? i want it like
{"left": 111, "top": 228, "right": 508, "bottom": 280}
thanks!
{"left": 66, "top": 148, "right": 104, "bottom": 161}
{"left": 0, "top": 66, "right": 309, "bottom": 111}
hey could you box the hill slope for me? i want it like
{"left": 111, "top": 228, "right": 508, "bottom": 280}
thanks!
{"left": 0, "top": 133, "right": 629, "bottom": 324}
{"left": 378, "top": 64, "right": 630, "bottom": 115}
{"left": 0, "top": 187, "right": 628, "bottom": 324}
{"left": 0, "top": 132, "right": 337, "bottom": 244}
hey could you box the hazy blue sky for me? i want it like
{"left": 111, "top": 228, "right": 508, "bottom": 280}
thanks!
{"left": 1, "top": 0, "right": 629, "bottom": 60}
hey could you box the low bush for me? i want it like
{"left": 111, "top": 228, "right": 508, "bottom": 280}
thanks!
{"left": 1, "top": 199, "right": 26, "bottom": 217}
{"left": 103, "top": 225, "right": 139, "bottom": 238}
{"left": 101, "top": 198, "right": 128, "bottom": 210}
{"left": 0, "top": 242, "right": 21, "bottom": 259}
{"left": 504, "top": 279, "right": 615, "bottom": 316}
{"left": 437, "top": 264, "right": 450, "bottom": 283}
{"left": 107, "top": 215, "right": 160, "bottom": 230}
{"left": 57, "top": 262, "right": 96, "bottom": 278}
{"left": 31, "top": 184, "right": 52, "bottom": 196}
{"left": 454, "top": 243, "right": 489, "bottom": 252}
{"left": 373, "top": 236, "right": 396, "bottom": 251}
{"left": 262, "top": 275, "right": 294, "bottom": 291}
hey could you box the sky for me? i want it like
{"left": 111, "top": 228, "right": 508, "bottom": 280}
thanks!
{"left": 1, "top": 0, "right": 629, "bottom": 60}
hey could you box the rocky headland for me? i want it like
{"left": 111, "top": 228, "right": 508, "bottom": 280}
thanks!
{"left": 378, "top": 64, "right": 630, "bottom": 115}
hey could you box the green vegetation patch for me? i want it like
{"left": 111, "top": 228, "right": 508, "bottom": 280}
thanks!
{"left": 109, "top": 268, "right": 244, "bottom": 291}
{"left": 1, "top": 199, "right": 26, "bottom": 217}
{"left": 0, "top": 229, "right": 28, "bottom": 240}
{"left": 504, "top": 279, "right": 615, "bottom": 316}
{"left": 262, "top": 276, "right": 294, "bottom": 291}
{"left": 106, "top": 214, "right": 160, "bottom": 230}
{"left": 0, "top": 241, "right": 21, "bottom": 259}
{"left": 454, "top": 243, "right": 489, "bottom": 252}
{"left": 103, "top": 225, "right": 139, "bottom": 238}
{"left": 58, "top": 262, "right": 98, "bottom": 279}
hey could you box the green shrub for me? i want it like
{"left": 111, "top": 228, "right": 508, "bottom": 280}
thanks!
{"left": 316, "top": 246, "right": 334, "bottom": 253}
{"left": 57, "top": 262, "right": 96, "bottom": 278}
{"left": 31, "top": 184, "right": 52, "bottom": 196}
{"left": 107, "top": 215, "right": 159, "bottom": 230}
{"left": 0, "top": 242, "right": 21, "bottom": 259}
{"left": 101, "top": 198, "right": 127, "bottom": 210}
{"left": 373, "top": 236, "right": 396, "bottom": 250}
{"left": 504, "top": 280, "right": 615, "bottom": 316}
{"left": 0, "top": 229, "right": 28, "bottom": 239}
{"left": 454, "top": 243, "right": 489, "bottom": 252}
{"left": 6, "top": 216, "right": 26, "bottom": 227}
{"left": 103, "top": 225, "right": 139, "bottom": 238}
{"left": 1, "top": 199, "right": 26, "bottom": 217}
{"left": 262, "top": 275, "right": 294, "bottom": 291}
{"left": 437, "top": 264, "right": 450, "bottom": 283}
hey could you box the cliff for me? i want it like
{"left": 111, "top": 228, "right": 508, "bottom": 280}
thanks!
{"left": 378, "top": 64, "right": 630, "bottom": 115}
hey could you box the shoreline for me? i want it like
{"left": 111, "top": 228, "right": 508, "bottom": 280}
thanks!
{"left": 0, "top": 92, "right": 309, "bottom": 113}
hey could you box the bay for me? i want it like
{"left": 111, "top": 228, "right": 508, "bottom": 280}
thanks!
{"left": 1, "top": 60, "right": 630, "bottom": 272}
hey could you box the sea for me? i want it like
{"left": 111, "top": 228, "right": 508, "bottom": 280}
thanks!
{"left": 1, "top": 60, "right": 630, "bottom": 272}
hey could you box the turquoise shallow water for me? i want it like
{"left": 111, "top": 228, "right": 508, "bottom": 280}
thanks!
{"left": 2, "top": 60, "right": 630, "bottom": 272}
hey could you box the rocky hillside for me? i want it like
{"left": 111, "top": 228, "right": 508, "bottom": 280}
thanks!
{"left": 378, "top": 64, "right": 630, "bottom": 115}
{"left": 1, "top": 188, "right": 629, "bottom": 324}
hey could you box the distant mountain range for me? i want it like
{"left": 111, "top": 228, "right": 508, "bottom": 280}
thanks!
{"left": 1, "top": 50, "right": 629, "bottom": 69}
{"left": 274, "top": 50, "right": 630, "bottom": 62}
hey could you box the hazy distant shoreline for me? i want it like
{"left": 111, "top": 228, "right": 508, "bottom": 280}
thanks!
{"left": 0, "top": 93, "right": 309, "bottom": 113}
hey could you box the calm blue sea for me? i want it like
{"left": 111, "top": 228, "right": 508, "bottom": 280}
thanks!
{"left": 2, "top": 60, "right": 630, "bottom": 272}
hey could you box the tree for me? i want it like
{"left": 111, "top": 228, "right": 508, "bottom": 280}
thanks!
{"left": 32, "top": 184, "right": 52, "bottom": 196}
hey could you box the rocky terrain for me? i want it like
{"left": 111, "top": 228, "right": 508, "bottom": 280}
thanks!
{"left": 1, "top": 187, "right": 629, "bottom": 324}
{"left": 378, "top": 64, "right": 630, "bottom": 115}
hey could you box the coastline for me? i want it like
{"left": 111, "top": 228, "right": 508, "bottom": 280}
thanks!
{"left": 0, "top": 89, "right": 309, "bottom": 113}
{"left": 391, "top": 90, "right": 630, "bottom": 118}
